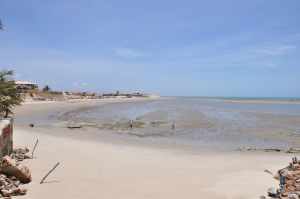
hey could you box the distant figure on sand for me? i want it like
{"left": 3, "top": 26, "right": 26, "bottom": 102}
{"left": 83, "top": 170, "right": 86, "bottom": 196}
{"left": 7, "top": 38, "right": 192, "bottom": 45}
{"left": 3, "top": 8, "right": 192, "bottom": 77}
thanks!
{"left": 171, "top": 121, "right": 175, "bottom": 130}
{"left": 129, "top": 120, "right": 133, "bottom": 129}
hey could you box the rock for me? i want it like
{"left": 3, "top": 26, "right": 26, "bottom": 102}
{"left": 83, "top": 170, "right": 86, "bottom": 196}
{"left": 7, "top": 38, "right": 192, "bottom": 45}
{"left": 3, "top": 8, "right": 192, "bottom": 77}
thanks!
{"left": 295, "top": 185, "right": 300, "bottom": 191}
{"left": 0, "top": 156, "right": 16, "bottom": 168}
{"left": 288, "top": 193, "right": 299, "bottom": 199}
{"left": 280, "top": 169, "right": 290, "bottom": 177}
{"left": 0, "top": 156, "right": 31, "bottom": 183}
{"left": 12, "top": 147, "right": 29, "bottom": 155}
{"left": 0, "top": 155, "right": 31, "bottom": 197}
{"left": 11, "top": 147, "right": 31, "bottom": 162}
{"left": 283, "top": 192, "right": 289, "bottom": 197}
{"left": 1, "top": 187, "right": 27, "bottom": 197}
{"left": 267, "top": 187, "right": 278, "bottom": 197}
{"left": 0, "top": 173, "right": 27, "bottom": 197}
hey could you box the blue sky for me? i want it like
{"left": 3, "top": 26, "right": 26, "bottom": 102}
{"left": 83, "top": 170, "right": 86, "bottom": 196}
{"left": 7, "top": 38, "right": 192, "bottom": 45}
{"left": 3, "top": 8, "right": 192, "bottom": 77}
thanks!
{"left": 0, "top": 0, "right": 300, "bottom": 97}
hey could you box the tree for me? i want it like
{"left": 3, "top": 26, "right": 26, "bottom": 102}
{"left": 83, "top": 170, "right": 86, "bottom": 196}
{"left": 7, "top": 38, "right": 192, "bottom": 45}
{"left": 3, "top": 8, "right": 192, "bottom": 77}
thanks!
{"left": 0, "top": 70, "right": 23, "bottom": 118}
{"left": 42, "top": 85, "right": 51, "bottom": 92}
{"left": 0, "top": 19, "right": 3, "bottom": 30}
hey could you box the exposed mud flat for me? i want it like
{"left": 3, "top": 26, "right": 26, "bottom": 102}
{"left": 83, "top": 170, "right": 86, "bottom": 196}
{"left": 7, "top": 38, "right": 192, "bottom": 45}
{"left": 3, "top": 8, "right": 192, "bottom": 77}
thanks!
{"left": 14, "top": 97, "right": 300, "bottom": 151}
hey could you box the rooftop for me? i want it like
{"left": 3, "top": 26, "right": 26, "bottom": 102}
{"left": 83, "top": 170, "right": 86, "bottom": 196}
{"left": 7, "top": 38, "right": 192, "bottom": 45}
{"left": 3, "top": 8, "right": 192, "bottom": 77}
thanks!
{"left": 15, "top": 81, "right": 37, "bottom": 85}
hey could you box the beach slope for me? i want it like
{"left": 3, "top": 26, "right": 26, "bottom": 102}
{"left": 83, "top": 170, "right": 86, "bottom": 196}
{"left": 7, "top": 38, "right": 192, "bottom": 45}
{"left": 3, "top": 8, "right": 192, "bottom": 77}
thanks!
{"left": 15, "top": 127, "right": 291, "bottom": 199}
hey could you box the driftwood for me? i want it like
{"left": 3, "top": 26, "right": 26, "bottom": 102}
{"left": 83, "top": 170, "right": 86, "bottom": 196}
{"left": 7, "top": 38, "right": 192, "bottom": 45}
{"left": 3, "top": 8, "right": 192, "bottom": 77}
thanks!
{"left": 238, "top": 147, "right": 300, "bottom": 154}
{"left": 264, "top": 148, "right": 281, "bottom": 152}
{"left": 67, "top": 124, "right": 82, "bottom": 129}
{"left": 286, "top": 148, "right": 300, "bottom": 154}
{"left": 31, "top": 139, "right": 39, "bottom": 159}
{"left": 237, "top": 147, "right": 283, "bottom": 153}
{"left": 40, "top": 162, "right": 60, "bottom": 184}
{"left": 264, "top": 169, "right": 274, "bottom": 176}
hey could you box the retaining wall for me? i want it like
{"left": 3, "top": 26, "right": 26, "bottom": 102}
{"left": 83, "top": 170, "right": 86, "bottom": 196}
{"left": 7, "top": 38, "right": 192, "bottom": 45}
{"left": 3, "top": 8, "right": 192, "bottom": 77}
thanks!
{"left": 0, "top": 118, "right": 13, "bottom": 158}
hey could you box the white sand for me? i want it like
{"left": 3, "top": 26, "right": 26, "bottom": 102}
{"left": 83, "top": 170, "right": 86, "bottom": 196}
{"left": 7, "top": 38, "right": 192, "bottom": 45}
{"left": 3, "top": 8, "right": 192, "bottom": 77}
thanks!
{"left": 12, "top": 99, "right": 294, "bottom": 199}
{"left": 14, "top": 128, "right": 294, "bottom": 199}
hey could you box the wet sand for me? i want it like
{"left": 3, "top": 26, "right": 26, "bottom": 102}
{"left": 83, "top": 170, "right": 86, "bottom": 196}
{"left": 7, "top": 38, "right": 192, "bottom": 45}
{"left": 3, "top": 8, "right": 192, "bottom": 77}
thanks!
{"left": 13, "top": 99, "right": 295, "bottom": 199}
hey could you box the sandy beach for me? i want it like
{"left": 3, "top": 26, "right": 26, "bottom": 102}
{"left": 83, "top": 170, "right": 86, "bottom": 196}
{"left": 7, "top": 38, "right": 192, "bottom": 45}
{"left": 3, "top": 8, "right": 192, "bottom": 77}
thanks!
{"left": 12, "top": 98, "right": 295, "bottom": 199}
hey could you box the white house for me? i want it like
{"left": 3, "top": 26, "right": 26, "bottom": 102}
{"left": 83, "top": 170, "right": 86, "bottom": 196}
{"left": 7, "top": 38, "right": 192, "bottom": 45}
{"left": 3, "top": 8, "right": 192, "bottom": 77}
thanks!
{"left": 15, "top": 80, "right": 38, "bottom": 91}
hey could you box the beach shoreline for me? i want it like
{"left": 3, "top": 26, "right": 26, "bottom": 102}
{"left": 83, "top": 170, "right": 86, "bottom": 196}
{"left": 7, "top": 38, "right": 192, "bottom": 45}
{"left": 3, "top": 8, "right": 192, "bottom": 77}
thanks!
{"left": 15, "top": 125, "right": 292, "bottom": 199}
{"left": 11, "top": 97, "right": 297, "bottom": 198}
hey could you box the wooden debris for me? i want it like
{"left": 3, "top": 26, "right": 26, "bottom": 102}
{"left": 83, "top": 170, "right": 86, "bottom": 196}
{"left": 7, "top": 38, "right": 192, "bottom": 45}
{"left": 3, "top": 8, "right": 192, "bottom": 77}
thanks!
{"left": 264, "top": 148, "right": 281, "bottom": 152}
{"left": 238, "top": 147, "right": 300, "bottom": 154}
{"left": 67, "top": 124, "right": 82, "bottom": 129}
{"left": 40, "top": 162, "right": 60, "bottom": 184}
{"left": 286, "top": 148, "right": 300, "bottom": 154}
{"left": 31, "top": 139, "right": 39, "bottom": 159}
{"left": 237, "top": 147, "right": 282, "bottom": 152}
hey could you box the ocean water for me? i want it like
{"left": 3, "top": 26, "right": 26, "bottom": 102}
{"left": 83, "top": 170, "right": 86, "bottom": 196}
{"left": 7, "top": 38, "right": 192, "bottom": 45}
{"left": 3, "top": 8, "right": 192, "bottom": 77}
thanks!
{"left": 60, "top": 97, "right": 300, "bottom": 150}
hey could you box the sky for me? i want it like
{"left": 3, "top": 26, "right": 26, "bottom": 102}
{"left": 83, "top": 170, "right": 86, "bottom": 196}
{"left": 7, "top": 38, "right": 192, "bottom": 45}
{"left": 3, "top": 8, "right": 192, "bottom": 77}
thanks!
{"left": 0, "top": 0, "right": 300, "bottom": 97}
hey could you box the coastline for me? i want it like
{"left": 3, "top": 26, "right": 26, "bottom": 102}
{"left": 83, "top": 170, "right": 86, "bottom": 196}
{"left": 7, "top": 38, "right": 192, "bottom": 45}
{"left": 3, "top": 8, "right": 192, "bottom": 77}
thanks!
{"left": 225, "top": 99, "right": 300, "bottom": 105}
{"left": 11, "top": 97, "right": 296, "bottom": 198}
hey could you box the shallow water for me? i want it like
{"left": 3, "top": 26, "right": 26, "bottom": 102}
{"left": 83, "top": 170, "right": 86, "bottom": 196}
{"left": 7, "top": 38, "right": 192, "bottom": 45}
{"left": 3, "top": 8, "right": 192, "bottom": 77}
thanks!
{"left": 54, "top": 97, "right": 300, "bottom": 150}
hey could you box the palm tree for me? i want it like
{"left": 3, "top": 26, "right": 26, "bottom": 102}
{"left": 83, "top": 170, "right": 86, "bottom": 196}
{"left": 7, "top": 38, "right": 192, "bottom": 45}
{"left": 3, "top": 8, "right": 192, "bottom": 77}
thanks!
{"left": 0, "top": 70, "right": 23, "bottom": 118}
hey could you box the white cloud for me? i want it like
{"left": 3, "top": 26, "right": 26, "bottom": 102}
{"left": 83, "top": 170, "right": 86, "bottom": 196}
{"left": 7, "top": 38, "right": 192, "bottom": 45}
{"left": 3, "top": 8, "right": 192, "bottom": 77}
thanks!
{"left": 255, "top": 45, "right": 296, "bottom": 56}
{"left": 114, "top": 48, "right": 144, "bottom": 58}
{"left": 72, "top": 82, "right": 88, "bottom": 87}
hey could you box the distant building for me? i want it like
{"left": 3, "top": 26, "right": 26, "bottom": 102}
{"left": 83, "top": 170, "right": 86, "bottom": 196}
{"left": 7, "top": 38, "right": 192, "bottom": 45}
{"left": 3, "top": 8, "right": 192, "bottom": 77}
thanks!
{"left": 15, "top": 81, "right": 38, "bottom": 92}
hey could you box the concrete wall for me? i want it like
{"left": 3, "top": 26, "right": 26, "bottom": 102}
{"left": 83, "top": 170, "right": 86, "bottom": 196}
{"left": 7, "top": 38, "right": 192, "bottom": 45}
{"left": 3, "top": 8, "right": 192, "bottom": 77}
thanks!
{"left": 0, "top": 118, "right": 13, "bottom": 158}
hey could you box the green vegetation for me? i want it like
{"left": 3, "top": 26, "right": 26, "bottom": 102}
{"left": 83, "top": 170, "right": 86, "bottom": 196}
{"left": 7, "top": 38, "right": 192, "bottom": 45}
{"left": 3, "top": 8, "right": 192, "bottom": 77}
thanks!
{"left": 0, "top": 70, "right": 23, "bottom": 118}
{"left": 42, "top": 85, "right": 51, "bottom": 92}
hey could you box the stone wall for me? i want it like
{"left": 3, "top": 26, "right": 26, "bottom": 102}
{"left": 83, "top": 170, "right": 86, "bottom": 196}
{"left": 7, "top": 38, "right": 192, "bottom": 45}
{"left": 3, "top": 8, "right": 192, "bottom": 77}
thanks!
{"left": 0, "top": 118, "right": 13, "bottom": 158}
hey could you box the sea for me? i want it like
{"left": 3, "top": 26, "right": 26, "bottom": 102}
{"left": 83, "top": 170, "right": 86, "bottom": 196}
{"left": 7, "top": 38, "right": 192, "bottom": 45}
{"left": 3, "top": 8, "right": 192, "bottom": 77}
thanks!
{"left": 55, "top": 97, "right": 300, "bottom": 150}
